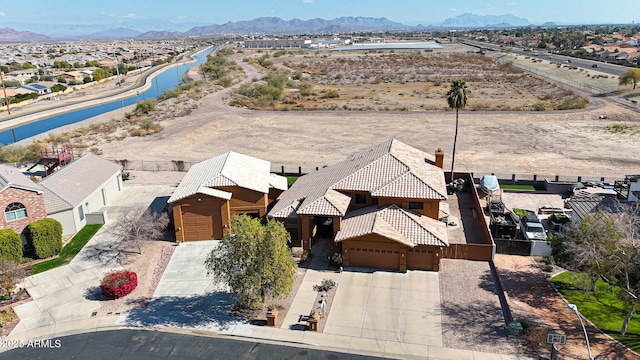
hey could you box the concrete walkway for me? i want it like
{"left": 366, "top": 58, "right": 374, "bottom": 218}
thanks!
{"left": 10, "top": 184, "right": 175, "bottom": 336}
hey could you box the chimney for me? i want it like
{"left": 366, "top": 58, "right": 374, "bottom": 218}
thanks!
{"left": 435, "top": 148, "right": 444, "bottom": 169}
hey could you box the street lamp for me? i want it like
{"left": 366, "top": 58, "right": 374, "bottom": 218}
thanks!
{"left": 567, "top": 303, "right": 594, "bottom": 360}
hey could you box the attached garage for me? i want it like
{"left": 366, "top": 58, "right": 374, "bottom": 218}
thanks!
{"left": 173, "top": 194, "right": 229, "bottom": 241}
{"left": 407, "top": 246, "right": 437, "bottom": 271}
{"left": 181, "top": 204, "right": 214, "bottom": 241}
{"left": 344, "top": 240, "right": 401, "bottom": 270}
{"left": 335, "top": 205, "right": 448, "bottom": 272}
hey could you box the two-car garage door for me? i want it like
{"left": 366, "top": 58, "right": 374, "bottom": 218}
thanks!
{"left": 344, "top": 240, "right": 437, "bottom": 271}
{"left": 345, "top": 241, "right": 400, "bottom": 271}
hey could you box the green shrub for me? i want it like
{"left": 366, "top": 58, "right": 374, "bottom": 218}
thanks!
{"left": 0, "top": 229, "right": 22, "bottom": 261}
{"left": 330, "top": 252, "right": 342, "bottom": 267}
{"left": 28, "top": 218, "right": 63, "bottom": 259}
{"left": 134, "top": 99, "right": 157, "bottom": 115}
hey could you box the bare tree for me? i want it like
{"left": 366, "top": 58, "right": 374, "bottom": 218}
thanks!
{"left": 110, "top": 208, "right": 169, "bottom": 254}
{"left": 0, "top": 259, "right": 27, "bottom": 299}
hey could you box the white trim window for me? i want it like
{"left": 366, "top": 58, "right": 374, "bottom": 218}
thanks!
{"left": 5, "top": 202, "right": 27, "bottom": 222}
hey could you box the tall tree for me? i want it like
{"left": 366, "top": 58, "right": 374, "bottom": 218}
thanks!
{"left": 445, "top": 79, "right": 469, "bottom": 179}
{"left": 619, "top": 69, "right": 640, "bottom": 89}
{"left": 205, "top": 215, "right": 296, "bottom": 309}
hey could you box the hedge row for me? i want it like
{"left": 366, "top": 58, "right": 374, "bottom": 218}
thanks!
{"left": 0, "top": 229, "right": 22, "bottom": 262}
{"left": 28, "top": 218, "right": 63, "bottom": 259}
{"left": 100, "top": 270, "right": 138, "bottom": 299}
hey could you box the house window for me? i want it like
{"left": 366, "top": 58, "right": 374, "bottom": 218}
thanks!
{"left": 408, "top": 202, "right": 424, "bottom": 210}
{"left": 5, "top": 203, "right": 27, "bottom": 222}
{"left": 355, "top": 194, "right": 366, "bottom": 204}
{"left": 78, "top": 205, "right": 85, "bottom": 221}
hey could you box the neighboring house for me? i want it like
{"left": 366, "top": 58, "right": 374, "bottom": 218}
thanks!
{"left": 565, "top": 193, "right": 619, "bottom": 223}
{"left": 268, "top": 139, "right": 449, "bottom": 272}
{"left": 0, "top": 165, "right": 47, "bottom": 236}
{"left": 169, "top": 152, "right": 287, "bottom": 242}
{"left": 614, "top": 175, "right": 640, "bottom": 202}
{"left": 18, "top": 83, "right": 51, "bottom": 95}
{"left": 57, "top": 71, "right": 85, "bottom": 83}
{"left": 40, "top": 154, "right": 123, "bottom": 235}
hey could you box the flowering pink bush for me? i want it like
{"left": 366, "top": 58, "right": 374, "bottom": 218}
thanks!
{"left": 100, "top": 270, "right": 137, "bottom": 299}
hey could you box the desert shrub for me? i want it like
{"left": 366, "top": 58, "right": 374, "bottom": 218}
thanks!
{"left": 134, "top": 99, "right": 157, "bottom": 115}
{"left": 0, "top": 309, "right": 16, "bottom": 327}
{"left": 28, "top": 218, "right": 63, "bottom": 259}
{"left": 314, "top": 278, "right": 336, "bottom": 292}
{"left": 100, "top": 270, "right": 138, "bottom": 298}
{"left": 322, "top": 89, "right": 339, "bottom": 98}
{"left": 0, "top": 229, "right": 22, "bottom": 262}
{"left": 0, "top": 259, "right": 27, "bottom": 298}
{"left": 217, "top": 76, "right": 232, "bottom": 87}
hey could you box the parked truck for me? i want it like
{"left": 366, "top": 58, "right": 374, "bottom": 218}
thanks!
{"left": 487, "top": 200, "right": 518, "bottom": 239}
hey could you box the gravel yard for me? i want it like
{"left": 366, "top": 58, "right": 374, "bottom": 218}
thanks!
{"left": 438, "top": 259, "right": 524, "bottom": 355}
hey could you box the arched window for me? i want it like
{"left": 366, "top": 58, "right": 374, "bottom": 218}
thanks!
{"left": 5, "top": 202, "right": 27, "bottom": 222}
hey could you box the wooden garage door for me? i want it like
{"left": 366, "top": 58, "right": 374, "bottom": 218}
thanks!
{"left": 407, "top": 247, "right": 435, "bottom": 270}
{"left": 348, "top": 246, "right": 400, "bottom": 271}
{"left": 182, "top": 205, "right": 214, "bottom": 241}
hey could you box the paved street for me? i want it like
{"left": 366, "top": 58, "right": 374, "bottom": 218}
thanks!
{"left": 0, "top": 329, "right": 382, "bottom": 360}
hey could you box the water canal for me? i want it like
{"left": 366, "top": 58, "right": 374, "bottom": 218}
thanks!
{"left": 0, "top": 46, "right": 214, "bottom": 145}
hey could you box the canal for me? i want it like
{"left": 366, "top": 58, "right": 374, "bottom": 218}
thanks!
{"left": 0, "top": 46, "right": 214, "bottom": 145}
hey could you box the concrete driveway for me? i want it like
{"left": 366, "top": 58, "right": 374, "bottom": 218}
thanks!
{"left": 11, "top": 184, "right": 175, "bottom": 335}
{"left": 119, "top": 241, "right": 251, "bottom": 334}
{"left": 324, "top": 269, "right": 442, "bottom": 348}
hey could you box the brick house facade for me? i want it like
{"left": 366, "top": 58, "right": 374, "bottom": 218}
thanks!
{"left": 0, "top": 165, "right": 48, "bottom": 236}
{"left": 0, "top": 187, "right": 47, "bottom": 235}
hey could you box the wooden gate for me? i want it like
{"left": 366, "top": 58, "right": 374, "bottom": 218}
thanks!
{"left": 442, "top": 244, "right": 493, "bottom": 261}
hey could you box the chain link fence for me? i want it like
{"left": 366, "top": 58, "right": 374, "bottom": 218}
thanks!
{"left": 494, "top": 56, "right": 640, "bottom": 111}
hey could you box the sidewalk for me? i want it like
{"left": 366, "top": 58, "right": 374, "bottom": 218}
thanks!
{"left": 9, "top": 185, "right": 174, "bottom": 336}
{"left": 2, "top": 315, "right": 528, "bottom": 359}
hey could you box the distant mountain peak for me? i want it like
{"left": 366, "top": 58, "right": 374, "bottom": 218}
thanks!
{"left": 0, "top": 27, "right": 49, "bottom": 42}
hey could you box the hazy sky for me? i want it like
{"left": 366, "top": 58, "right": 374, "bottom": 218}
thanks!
{"left": 2, "top": 0, "right": 638, "bottom": 25}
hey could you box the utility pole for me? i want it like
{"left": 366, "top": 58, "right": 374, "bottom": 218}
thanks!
{"left": 0, "top": 71, "right": 10, "bottom": 115}
{"left": 113, "top": 49, "right": 121, "bottom": 86}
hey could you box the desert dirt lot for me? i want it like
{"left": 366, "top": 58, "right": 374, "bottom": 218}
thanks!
{"left": 15, "top": 44, "right": 640, "bottom": 180}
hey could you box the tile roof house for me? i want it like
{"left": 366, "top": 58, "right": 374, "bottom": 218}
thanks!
{"left": 0, "top": 165, "right": 47, "bottom": 236}
{"left": 39, "top": 154, "right": 123, "bottom": 235}
{"left": 169, "top": 152, "right": 287, "bottom": 242}
{"left": 268, "top": 139, "right": 449, "bottom": 272}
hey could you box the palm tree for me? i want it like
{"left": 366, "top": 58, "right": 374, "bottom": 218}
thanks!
{"left": 446, "top": 78, "right": 468, "bottom": 180}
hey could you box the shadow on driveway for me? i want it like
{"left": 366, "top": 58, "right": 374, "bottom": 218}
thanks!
{"left": 122, "top": 292, "right": 244, "bottom": 331}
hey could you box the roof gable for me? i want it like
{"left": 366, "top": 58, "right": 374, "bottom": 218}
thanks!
{"left": 269, "top": 139, "right": 446, "bottom": 218}
{"left": 169, "top": 151, "right": 285, "bottom": 203}
{"left": 40, "top": 154, "right": 121, "bottom": 210}
{"left": 0, "top": 165, "right": 43, "bottom": 194}
{"left": 335, "top": 205, "right": 448, "bottom": 247}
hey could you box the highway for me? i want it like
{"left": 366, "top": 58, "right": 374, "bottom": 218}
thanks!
{"left": 462, "top": 40, "right": 630, "bottom": 77}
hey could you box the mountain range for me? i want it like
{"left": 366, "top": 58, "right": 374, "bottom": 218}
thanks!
{"left": 1, "top": 14, "right": 548, "bottom": 42}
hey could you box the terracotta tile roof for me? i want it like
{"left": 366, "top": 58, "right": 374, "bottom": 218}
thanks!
{"left": 335, "top": 205, "right": 448, "bottom": 247}
{"left": 269, "top": 139, "right": 447, "bottom": 218}
{"left": 40, "top": 154, "right": 121, "bottom": 214}
{"left": 169, "top": 151, "right": 286, "bottom": 203}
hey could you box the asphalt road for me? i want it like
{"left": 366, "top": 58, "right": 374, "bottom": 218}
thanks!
{"left": 462, "top": 40, "right": 629, "bottom": 76}
{"left": 0, "top": 329, "right": 383, "bottom": 360}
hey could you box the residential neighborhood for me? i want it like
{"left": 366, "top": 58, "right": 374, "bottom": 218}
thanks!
{"left": 1, "top": 6, "right": 640, "bottom": 360}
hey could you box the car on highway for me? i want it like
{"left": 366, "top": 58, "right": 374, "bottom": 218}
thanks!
{"left": 520, "top": 214, "right": 547, "bottom": 241}
{"left": 592, "top": 64, "right": 598, "bottom": 68}
{"left": 563, "top": 60, "right": 572, "bottom": 63}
